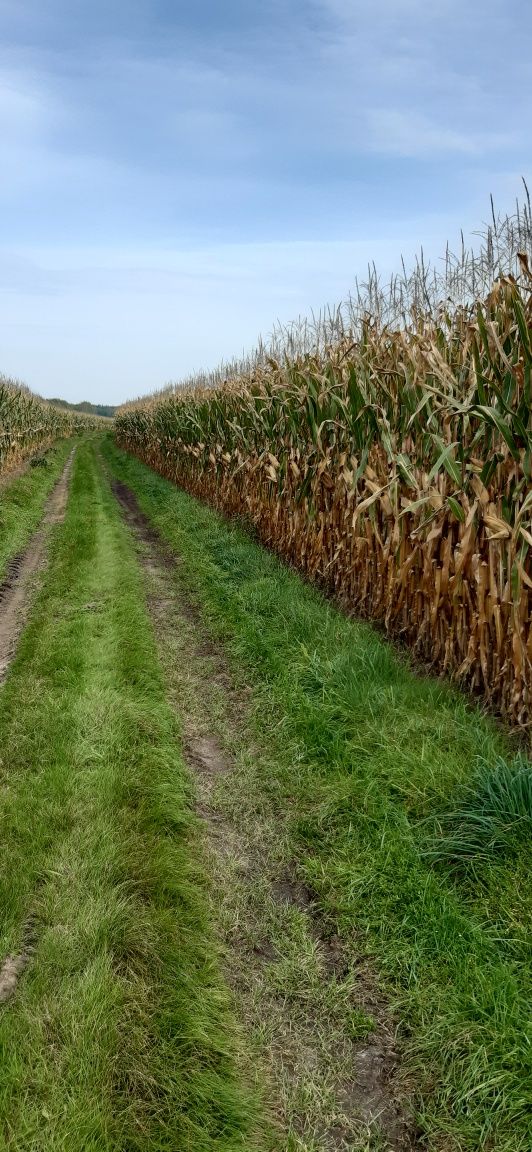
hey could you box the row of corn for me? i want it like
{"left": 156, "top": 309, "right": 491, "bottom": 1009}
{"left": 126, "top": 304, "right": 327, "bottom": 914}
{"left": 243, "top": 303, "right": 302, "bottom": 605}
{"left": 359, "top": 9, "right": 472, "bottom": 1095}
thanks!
{"left": 115, "top": 214, "right": 532, "bottom": 731}
{"left": 0, "top": 376, "right": 93, "bottom": 478}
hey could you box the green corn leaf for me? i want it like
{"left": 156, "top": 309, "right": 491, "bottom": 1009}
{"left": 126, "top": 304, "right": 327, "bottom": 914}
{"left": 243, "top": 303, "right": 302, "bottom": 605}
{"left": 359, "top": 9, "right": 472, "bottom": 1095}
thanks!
{"left": 447, "top": 495, "right": 466, "bottom": 522}
{"left": 472, "top": 406, "right": 521, "bottom": 458}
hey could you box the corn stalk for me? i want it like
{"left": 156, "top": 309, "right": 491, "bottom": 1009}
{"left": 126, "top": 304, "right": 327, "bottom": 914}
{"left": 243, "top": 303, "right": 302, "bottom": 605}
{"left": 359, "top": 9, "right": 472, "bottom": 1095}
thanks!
{"left": 0, "top": 377, "right": 96, "bottom": 477}
{"left": 116, "top": 202, "right": 532, "bottom": 731}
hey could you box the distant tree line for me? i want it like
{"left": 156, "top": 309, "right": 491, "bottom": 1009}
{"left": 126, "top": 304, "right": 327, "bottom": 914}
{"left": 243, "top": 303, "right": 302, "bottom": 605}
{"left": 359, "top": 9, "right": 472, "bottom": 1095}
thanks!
{"left": 48, "top": 398, "right": 116, "bottom": 418}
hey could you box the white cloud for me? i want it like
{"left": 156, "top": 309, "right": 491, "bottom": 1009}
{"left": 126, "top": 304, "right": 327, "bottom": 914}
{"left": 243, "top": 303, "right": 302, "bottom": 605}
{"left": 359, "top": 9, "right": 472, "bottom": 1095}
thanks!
{"left": 0, "top": 212, "right": 473, "bottom": 403}
{"left": 0, "top": 67, "right": 55, "bottom": 140}
{"left": 367, "top": 110, "right": 516, "bottom": 159}
{"left": 0, "top": 1, "right": 529, "bottom": 404}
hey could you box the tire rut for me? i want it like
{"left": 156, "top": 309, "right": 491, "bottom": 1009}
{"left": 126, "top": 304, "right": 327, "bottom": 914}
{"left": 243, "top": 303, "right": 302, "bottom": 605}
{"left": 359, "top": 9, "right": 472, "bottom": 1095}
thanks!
{"left": 0, "top": 455, "right": 74, "bottom": 1002}
{"left": 0, "top": 451, "right": 74, "bottom": 685}
{"left": 110, "top": 473, "right": 416, "bottom": 1152}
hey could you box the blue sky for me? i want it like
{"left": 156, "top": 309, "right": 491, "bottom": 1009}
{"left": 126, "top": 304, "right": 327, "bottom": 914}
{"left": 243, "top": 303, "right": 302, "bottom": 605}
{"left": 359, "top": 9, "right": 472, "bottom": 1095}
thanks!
{"left": 0, "top": 0, "right": 530, "bottom": 404}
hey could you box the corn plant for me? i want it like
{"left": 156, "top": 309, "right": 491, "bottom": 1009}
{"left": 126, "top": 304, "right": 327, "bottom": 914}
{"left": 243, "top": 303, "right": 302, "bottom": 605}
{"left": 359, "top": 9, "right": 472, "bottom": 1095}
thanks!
{"left": 0, "top": 376, "right": 95, "bottom": 477}
{"left": 116, "top": 195, "right": 532, "bottom": 730}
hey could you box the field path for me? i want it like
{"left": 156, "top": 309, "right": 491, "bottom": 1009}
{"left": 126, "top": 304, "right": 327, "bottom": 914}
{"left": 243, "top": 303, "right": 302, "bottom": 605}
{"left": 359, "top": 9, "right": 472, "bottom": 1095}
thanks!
{"left": 0, "top": 450, "right": 74, "bottom": 683}
{"left": 0, "top": 441, "right": 259, "bottom": 1152}
{"left": 0, "top": 436, "right": 529, "bottom": 1152}
{"left": 110, "top": 471, "right": 414, "bottom": 1150}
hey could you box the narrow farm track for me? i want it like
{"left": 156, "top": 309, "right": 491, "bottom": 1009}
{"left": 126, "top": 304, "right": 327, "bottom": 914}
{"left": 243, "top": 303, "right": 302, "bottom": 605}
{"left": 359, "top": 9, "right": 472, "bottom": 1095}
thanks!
{"left": 1, "top": 435, "right": 531, "bottom": 1152}
{"left": 110, "top": 473, "right": 414, "bottom": 1151}
{"left": 102, "top": 437, "right": 532, "bottom": 1152}
{"left": 0, "top": 442, "right": 258, "bottom": 1152}
{"left": 0, "top": 450, "right": 74, "bottom": 683}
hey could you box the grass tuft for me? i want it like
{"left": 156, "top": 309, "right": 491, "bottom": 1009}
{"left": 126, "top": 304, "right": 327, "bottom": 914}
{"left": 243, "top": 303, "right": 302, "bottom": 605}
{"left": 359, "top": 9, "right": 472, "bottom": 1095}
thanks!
{"left": 423, "top": 755, "right": 532, "bottom": 865}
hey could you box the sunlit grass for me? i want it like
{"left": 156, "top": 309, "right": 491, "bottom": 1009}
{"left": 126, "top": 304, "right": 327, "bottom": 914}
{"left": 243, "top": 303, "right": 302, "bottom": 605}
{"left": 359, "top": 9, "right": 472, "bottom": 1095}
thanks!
{"left": 0, "top": 441, "right": 260, "bottom": 1151}
{"left": 103, "top": 436, "right": 532, "bottom": 1152}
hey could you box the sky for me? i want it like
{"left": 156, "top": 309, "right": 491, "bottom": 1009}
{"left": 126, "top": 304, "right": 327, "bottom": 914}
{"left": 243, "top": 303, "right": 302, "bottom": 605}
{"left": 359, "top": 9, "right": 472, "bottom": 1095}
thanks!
{"left": 0, "top": 0, "right": 530, "bottom": 404}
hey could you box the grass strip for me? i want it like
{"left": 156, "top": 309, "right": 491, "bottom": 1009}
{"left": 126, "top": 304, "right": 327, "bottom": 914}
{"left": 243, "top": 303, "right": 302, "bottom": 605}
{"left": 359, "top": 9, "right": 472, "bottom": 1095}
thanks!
{"left": 102, "top": 434, "right": 532, "bottom": 1152}
{"left": 0, "top": 439, "right": 75, "bottom": 581}
{"left": 0, "top": 440, "right": 260, "bottom": 1151}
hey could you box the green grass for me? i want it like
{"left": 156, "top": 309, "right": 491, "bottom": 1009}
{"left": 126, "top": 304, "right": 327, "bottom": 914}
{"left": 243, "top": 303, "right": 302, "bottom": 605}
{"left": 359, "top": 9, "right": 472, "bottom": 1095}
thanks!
{"left": 423, "top": 754, "right": 532, "bottom": 865}
{"left": 0, "top": 440, "right": 261, "bottom": 1151}
{"left": 102, "top": 434, "right": 532, "bottom": 1152}
{"left": 113, "top": 493, "right": 396, "bottom": 1149}
{"left": 0, "top": 439, "right": 74, "bottom": 581}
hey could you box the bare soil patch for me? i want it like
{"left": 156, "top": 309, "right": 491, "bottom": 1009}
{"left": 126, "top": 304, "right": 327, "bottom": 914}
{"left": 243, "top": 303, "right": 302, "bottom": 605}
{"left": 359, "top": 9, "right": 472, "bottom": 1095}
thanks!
{"left": 0, "top": 953, "right": 30, "bottom": 1004}
{"left": 0, "top": 452, "right": 74, "bottom": 684}
{"left": 0, "top": 913, "right": 39, "bottom": 1005}
{"left": 111, "top": 474, "right": 416, "bottom": 1151}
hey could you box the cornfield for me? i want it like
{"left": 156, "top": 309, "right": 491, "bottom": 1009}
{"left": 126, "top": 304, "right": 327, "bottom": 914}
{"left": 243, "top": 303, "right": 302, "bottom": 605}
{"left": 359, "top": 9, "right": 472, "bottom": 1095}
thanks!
{"left": 0, "top": 376, "right": 93, "bottom": 478}
{"left": 116, "top": 195, "right": 532, "bottom": 731}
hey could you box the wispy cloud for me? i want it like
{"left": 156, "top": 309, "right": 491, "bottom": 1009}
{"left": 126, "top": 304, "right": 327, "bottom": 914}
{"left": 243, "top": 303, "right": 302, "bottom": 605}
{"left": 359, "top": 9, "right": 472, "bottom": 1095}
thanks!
{"left": 0, "top": 224, "right": 457, "bottom": 398}
{"left": 366, "top": 110, "right": 517, "bottom": 159}
{"left": 0, "top": 0, "right": 530, "bottom": 402}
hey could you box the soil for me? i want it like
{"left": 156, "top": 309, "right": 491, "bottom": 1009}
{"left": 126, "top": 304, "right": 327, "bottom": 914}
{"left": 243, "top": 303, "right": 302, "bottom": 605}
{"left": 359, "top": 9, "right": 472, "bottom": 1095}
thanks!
{"left": 0, "top": 953, "right": 31, "bottom": 1004}
{"left": 0, "top": 914, "right": 39, "bottom": 1005}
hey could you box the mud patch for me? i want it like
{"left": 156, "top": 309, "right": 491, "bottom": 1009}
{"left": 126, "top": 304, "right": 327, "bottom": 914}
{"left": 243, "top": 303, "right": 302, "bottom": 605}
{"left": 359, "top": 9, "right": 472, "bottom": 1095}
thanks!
{"left": 0, "top": 453, "right": 74, "bottom": 684}
{"left": 253, "top": 938, "right": 278, "bottom": 962}
{"left": 112, "top": 480, "right": 173, "bottom": 556}
{"left": 272, "top": 875, "right": 313, "bottom": 910}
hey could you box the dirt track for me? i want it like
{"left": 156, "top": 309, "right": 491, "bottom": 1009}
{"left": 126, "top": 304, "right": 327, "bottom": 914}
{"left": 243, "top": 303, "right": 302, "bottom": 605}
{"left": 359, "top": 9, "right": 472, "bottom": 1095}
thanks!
{"left": 0, "top": 452, "right": 74, "bottom": 685}
{"left": 111, "top": 474, "right": 414, "bottom": 1152}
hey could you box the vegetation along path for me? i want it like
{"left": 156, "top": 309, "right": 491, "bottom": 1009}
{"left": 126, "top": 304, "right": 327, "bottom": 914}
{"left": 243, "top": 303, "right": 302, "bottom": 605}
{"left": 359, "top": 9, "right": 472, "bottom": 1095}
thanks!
{"left": 0, "top": 434, "right": 530, "bottom": 1151}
